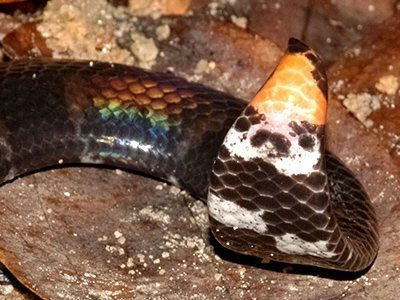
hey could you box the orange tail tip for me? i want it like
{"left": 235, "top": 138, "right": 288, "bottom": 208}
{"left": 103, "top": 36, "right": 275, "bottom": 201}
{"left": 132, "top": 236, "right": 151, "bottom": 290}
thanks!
{"left": 250, "top": 38, "right": 327, "bottom": 125}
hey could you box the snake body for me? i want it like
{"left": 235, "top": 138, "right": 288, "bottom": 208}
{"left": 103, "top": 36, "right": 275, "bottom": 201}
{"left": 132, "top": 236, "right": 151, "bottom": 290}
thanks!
{"left": 0, "top": 39, "right": 378, "bottom": 272}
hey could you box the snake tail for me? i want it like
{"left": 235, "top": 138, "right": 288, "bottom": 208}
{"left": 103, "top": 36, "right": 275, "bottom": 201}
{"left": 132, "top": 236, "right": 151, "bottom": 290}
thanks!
{"left": 0, "top": 38, "right": 378, "bottom": 272}
{"left": 208, "top": 38, "right": 379, "bottom": 271}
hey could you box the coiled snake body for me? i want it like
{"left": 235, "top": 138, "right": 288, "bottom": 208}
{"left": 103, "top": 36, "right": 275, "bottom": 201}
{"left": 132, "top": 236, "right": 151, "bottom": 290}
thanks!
{"left": 0, "top": 39, "right": 378, "bottom": 272}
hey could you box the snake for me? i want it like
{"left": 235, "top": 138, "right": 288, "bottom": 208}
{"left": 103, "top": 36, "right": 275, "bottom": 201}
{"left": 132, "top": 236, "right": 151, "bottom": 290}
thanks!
{"left": 0, "top": 38, "right": 378, "bottom": 272}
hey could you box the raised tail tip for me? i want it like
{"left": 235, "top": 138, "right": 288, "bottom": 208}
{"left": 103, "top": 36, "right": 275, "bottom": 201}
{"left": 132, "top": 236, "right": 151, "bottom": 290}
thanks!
{"left": 287, "top": 38, "right": 311, "bottom": 54}
{"left": 287, "top": 38, "right": 328, "bottom": 101}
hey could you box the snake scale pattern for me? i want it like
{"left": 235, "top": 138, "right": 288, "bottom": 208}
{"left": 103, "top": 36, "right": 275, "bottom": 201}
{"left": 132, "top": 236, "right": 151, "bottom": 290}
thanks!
{"left": 0, "top": 39, "right": 378, "bottom": 272}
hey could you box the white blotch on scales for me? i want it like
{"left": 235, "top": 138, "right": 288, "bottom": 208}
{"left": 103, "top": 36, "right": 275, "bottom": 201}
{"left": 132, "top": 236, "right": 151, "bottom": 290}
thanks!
{"left": 208, "top": 193, "right": 268, "bottom": 234}
{"left": 224, "top": 113, "right": 321, "bottom": 176}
